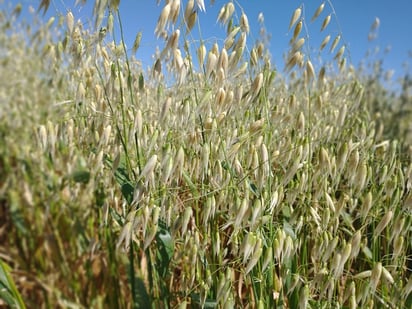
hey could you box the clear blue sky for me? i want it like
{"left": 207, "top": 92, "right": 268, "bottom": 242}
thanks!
{"left": 5, "top": 0, "right": 412, "bottom": 84}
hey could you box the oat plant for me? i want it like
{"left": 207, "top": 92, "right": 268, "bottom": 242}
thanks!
{"left": 1, "top": 0, "right": 411, "bottom": 308}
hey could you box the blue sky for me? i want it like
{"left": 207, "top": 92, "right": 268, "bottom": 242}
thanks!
{"left": 5, "top": 0, "right": 412, "bottom": 84}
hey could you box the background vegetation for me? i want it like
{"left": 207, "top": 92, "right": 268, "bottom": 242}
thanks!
{"left": 1, "top": 0, "right": 411, "bottom": 308}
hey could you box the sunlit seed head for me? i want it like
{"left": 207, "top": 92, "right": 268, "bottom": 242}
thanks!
{"left": 330, "top": 34, "right": 341, "bottom": 52}
{"left": 321, "top": 14, "right": 331, "bottom": 31}
{"left": 373, "top": 210, "right": 393, "bottom": 238}
{"left": 240, "top": 13, "right": 250, "bottom": 34}
{"left": 292, "top": 21, "right": 302, "bottom": 41}
{"left": 320, "top": 34, "right": 331, "bottom": 51}
{"left": 311, "top": 2, "right": 325, "bottom": 22}
{"left": 66, "top": 11, "right": 74, "bottom": 34}
{"left": 186, "top": 10, "right": 197, "bottom": 33}
{"left": 155, "top": 3, "right": 171, "bottom": 37}
{"left": 197, "top": 43, "right": 206, "bottom": 68}
{"left": 289, "top": 7, "right": 301, "bottom": 30}
{"left": 251, "top": 72, "right": 264, "bottom": 97}
{"left": 370, "top": 262, "right": 382, "bottom": 294}
{"left": 215, "top": 87, "right": 226, "bottom": 105}
{"left": 185, "top": 0, "right": 195, "bottom": 22}
{"left": 170, "top": 0, "right": 181, "bottom": 24}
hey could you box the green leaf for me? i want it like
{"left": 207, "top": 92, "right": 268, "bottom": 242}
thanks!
{"left": 105, "top": 154, "right": 134, "bottom": 205}
{"left": 155, "top": 222, "right": 174, "bottom": 278}
{"left": 69, "top": 169, "right": 90, "bottom": 184}
{"left": 138, "top": 73, "right": 144, "bottom": 91}
{"left": 0, "top": 259, "right": 26, "bottom": 309}
{"left": 190, "top": 293, "right": 217, "bottom": 308}
{"left": 132, "top": 277, "right": 151, "bottom": 309}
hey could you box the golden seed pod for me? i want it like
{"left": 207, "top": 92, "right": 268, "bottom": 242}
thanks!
{"left": 393, "top": 236, "right": 404, "bottom": 259}
{"left": 250, "top": 48, "right": 258, "bottom": 66}
{"left": 206, "top": 51, "right": 217, "bottom": 78}
{"left": 250, "top": 118, "right": 265, "bottom": 133}
{"left": 353, "top": 270, "right": 371, "bottom": 279}
{"left": 330, "top": 34, "right": 341, "bottom": 52}
{"left": 354, "top": 163, "right": 368, "bottom": 192}
{"left": 286, "top": 51, "right": 302, "bottom": 71}
{"left": 184, "top": 0, "right": 194, "bottom": 22}
{"left": 240, "top": 13, "right": 250, "bottom": 34}
{"left": 218, "top": 47, "right": 228, "bottom": 74}
{"left": 306, "top": 60, "right": 315, "bottom": 81}
{"left": 225, "top": 2, "right": 235, "bottom": 21}
{"left": 350, "top": 230, "right": 362, "bottom": 260}
{"left": 170, "top": 0, "right": 180, "bottom": 24}
{"left": 293, "top": 21, "right": 302, "bottom": 41}
{"left": 311, "top": 2, "right": 325, "bottom": 22}
{"left": 370, "top": 262, "right": 382, "bottom": 293}
{"left": 334, "top": 45, "right": 345, "bottom": 60}
{"left": 215, "top": 87, "right": 226, "bottom": 105}
{"left": 320, "top": 34, "right": 330, "bottom": 51}
{"left": 251, "top": 72, "right": 264, "bottom": 97}
{"left": 321, "top": 14, "right": 331, "bottom": 31}
{"left": 186, "top": 10, "right": 197, "bottom": 33}
{"left": 289, "top": 7, "right": 302, "bottom": 30}
{"left": 381, "top": 266, "right": 394, "bottom": 284}
{"left": 245, "top": 240, "right": 263, "bottom": 274}
{"left": 197, "top": 43, "right": 206, "bottom": 68}
{"left": 155, "top": 3, "right": 171, "bottom": 37}
{"left": 66, "top": 11, "right": 74, "bottom": 34}
{"left": 360, "top": 191, "right": 373, "bottom": 221}
{"left": 293, "top": 37, "right": 305, "bottom": 51}
{"left": 217, "top": 6, "right": 226, "bottom": 24}
{"left": 374, "top": 210, "right": 393, "bottom": 237}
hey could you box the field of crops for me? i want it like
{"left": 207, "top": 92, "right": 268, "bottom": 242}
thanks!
{"left": 1, "top": 1, "right": 411, "bottom": 308}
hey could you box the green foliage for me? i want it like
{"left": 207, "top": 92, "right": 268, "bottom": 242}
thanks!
{"left": 0, "top": 259, "right": 26, "bottom": 309}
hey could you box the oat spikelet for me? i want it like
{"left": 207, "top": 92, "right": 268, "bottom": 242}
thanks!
{"left": 289, "top": 7, "right": 301, "bottom": 30}
{"left": 197, "top": 43, "right": 206, "bottom": 68}
{"left": 334, "top": 45, "right": 345, "bottom": 60}
{"left": 293, "top": 21, "right": 302, "bottom": 41}
{"left": 286, "top": 51, "right": 302, "bottom": 71}
{"left": 186, "top": 10, "right": 197, "bottom": 33}
{"left": 370, "top": 262, "right": 382, "bottom": 295}
{"left": 139, "top": 155, "right": 158, "bottom": 181}
{"left": 293, "top": 37, "right": 305, "bottom": 51}
{"left": 66, "top": 11, "right": 74, "bottom": 34}
{"left": 132, "top": 31, "right": 142, "bottom": 54}
{"left": 155, "top": 3, "right": 171, "bottom": 37}
{"left": 240, "top": 13, "right": 250, "bottom": 34}
{"left": 321, "top": 14, "right": 331, "bottom": 31}
{"left": 251, "top": 72, "right": 264, "bottom": 97}
{"left": 206, "top": 51, "right": 217, "bottom": 78}
{"left": 330, "top": 35, "right": 341, "bottom": 52}
{"left": 185, "top": 0, "right": 194, "bottom": 21}
{"left": 374, "top": 210, "right": 393, "bottom": 237}
{"left": 320, "top": 34, "right": 330, "bottom": 51}
{"left": 311, "top": 2, "right": 325, "bottom": 22}
{"left": 170, "top": 0, "right": 181, "bottom": 24}
{"left": 306, "top": 60, "right": 315, "bottom": 81}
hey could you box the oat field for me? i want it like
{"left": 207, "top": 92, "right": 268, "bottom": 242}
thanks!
{"left": 1, "top": 1, "right": 411, "bottom": 308}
